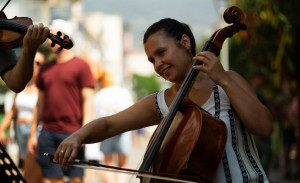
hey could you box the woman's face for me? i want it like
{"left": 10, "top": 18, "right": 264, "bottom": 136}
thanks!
{"left": 144, "top": 31, "right": 192, "bottom": 83}
{"left": 33, "top": 52, "right": 45, "bottom": 81}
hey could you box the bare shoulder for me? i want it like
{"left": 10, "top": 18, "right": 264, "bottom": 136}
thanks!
{"left": 226, "top": 70, "right": 242, "bottom": 79}
{"left": 226, "top": 70, "right": 248, "bottom": 84}
{"left": 133, "top": 93, "right": 161, "bottom": 122}
{"left": 115, "top": 93, "right": 162, "bottom": 130}
{"left": 226, "top": 70, "right": 255, "bottom": 94}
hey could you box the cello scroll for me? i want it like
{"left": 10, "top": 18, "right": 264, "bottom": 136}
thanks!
{"left": 207, "top": 6, "right": 247, "bottom": 56}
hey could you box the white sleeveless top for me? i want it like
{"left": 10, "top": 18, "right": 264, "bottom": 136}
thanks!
{"left": 155, "top": 85, "right": 269, "bottom": 183}
{"left": 15, "top": 91, "right": 38, "bottom": 119}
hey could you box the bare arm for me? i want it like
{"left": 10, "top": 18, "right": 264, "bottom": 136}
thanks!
{"left": 28, "top": 90, "right": 44, "bottom": 154}
{"left": 0, "top": 94, "right": 17, "bottom": 145}
{"left": 221, "top": 71, "right": 273, "bottom": 136}
{"left": 193, "top": 51, "right": 273, "bottom": 137}
{"left": 81, "top": 87, "right": 94, "bottom": 126}
{"left": 2, "top": 24, "right": 49, "bottom": 93}
{"left": 54, "top": 94, "right": 161, "bottom": 166}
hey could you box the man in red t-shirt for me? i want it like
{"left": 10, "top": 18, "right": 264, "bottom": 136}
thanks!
{"left": 28, "top": 19, "right": 94, "bottom": 183}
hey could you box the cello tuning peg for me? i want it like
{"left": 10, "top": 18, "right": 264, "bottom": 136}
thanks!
{"left": 238, "top": 23, "right": 247, "bottom": 30}
{"left": 51, "top": 42, "right": 56, "bottom": 47}
{"left": 225, "top": 28, "right": 233, "bottom": 38}
{"left": 57, "top": 31, "right": 62, "bottom": 37}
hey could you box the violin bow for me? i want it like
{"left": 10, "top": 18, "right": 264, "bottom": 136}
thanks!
{"left": 44, "top": 153, "right": 198, "bottom": 183}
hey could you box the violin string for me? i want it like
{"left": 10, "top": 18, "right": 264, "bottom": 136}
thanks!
{"left": 70, "top": 164, "right": 197, "bottom": 183}
{"left": 1, "top": 19, "right": 28, "bottom": 33}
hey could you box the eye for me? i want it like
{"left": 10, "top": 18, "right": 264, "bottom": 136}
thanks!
{"left": 148, "top": 58, "right": 155, "bottom": 63}
{"left": 158, "top": 50, "right": 165, "bottom": 56}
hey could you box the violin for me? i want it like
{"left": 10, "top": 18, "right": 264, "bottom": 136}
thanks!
{"left": 0, "top": 0, "right": 73, "bottom": 51}
{"left": 138, "top": 6, "right": 247, "bottom": 183}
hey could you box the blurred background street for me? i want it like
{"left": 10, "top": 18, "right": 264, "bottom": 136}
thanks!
{"left": 0, "top": 0, "right": 299, "bottom": 183}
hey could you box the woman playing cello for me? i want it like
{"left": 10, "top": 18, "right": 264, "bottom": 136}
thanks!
{"left": 54, "top": 18, "right": 272, "bottom": 182}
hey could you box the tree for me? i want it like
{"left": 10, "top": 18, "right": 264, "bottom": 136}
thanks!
{"left": 229, "top": 0, "right": 300, "bottom": 176}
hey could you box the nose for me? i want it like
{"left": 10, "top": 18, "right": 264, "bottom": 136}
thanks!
{"left": 154, "top": 58, "right": 163, "bottom": 72}
{"left": 155, "top": 58, "right": 164, "bottom": 68}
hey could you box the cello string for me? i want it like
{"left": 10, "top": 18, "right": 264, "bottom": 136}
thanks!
{"left": 71, "top": 164, "right": 197, "bottom": 183}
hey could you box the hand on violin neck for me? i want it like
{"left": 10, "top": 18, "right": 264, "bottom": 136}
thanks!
{"left": 23, "top": 23, "right": 49, "bottom": 50}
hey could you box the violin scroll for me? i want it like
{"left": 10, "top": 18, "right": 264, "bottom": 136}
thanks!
{"left": 0, "top": 0, "right": 73, "bottom": 50}
{"left": 49, "top": 31, "right": 73, "bottom": 51}
{"left": 0, "top": 17, "right": 74, "bottom": 50}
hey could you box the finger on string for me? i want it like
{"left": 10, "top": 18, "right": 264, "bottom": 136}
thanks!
{"left": 36, "top": 23, "right": 44, "bottom": 39}
{"left": 26, "top": 25, "right": 33, "bottom": 37}
{"left": 204, "top": 51, "right": 215, "bottom": 59}
{"left": 42, "top": 26, "right": 50, "bottom": 41}
{"left": 31, "top": 25, "right": 39, "bottom": 37}
{"left": 193, "top": 65, "right": 206, "bottom": 72}
{"left": 193, "top": 55, "right": 209, "bottom": 66}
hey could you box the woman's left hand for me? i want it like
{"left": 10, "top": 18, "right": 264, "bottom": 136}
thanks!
{"left": 192, "top": 51, "right": 229, "bottom": 86}
{"left": 23, "top": 23, "right": 49, "bottom": 51}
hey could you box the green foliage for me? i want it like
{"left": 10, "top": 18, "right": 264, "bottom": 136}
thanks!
{"left": 132, "top": 74, "right": 162, "bottom": 100}
{"left": 0, "top": 80, "right": 9, "bottom": 94}
{"left": 228, "top": 0, "right": 300, "bottom": 102}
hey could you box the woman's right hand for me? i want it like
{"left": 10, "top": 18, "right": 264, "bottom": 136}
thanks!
{"left": 54, "top": 133, "right": 82, "bottom": 167}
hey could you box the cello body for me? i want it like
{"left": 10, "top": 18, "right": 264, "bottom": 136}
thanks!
{"left": 143, "top": 100, "right": 227, "bottom": 183}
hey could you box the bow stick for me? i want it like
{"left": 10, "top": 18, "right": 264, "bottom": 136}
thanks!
{"left": 44, "top": 153, "right": 198, "bottom": 183}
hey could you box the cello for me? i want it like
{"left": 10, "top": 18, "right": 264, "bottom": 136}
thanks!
{"left": 138, "top": 6, "right": 247, "bottom": 183}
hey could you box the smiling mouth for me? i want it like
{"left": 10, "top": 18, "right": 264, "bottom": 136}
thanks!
{"left": 162, "top": 66, "right": 171, "bottom": 76}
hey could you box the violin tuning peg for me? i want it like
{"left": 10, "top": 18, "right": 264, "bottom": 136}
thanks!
{"left": 51, "top": 42, "right": 56, "bottom": 47}
{"left": 57, "top": 31, "right": 62, "bottom": 37}
{"left": 63, "top": 35, "right": 69, "bottom": 39}
{"left": 58, "top": 47, "right": 63, "bottom": 51}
